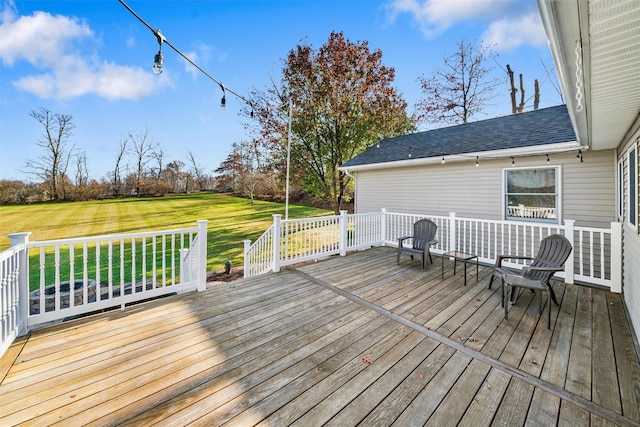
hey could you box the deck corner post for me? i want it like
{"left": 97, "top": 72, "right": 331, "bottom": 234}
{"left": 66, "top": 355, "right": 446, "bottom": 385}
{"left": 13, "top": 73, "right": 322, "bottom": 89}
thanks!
{"left": 564, "top": 219, "right": 575, "bottom": 284}
{"left": 8, "top": 232, "right": 31, "bottom": 335}
{"left": 610, "top": 221, "right": 623, "bottom": 293}
{"left": 273, "top": 214, "right": 282, "bottom": 273}
{"left": 340, "top": 210, "right": 348, "bottom": 256}
{"left": 197, "top": 220, "right": 208, "bottom": 292}
{"left": 449, "top": 212, "right": 457, "bottom": 252}
{"left": 243, "top": 240, "right": 252, "bottom": 278}
{"left": 380, "top": 208, "right": 387, "bottom": 245}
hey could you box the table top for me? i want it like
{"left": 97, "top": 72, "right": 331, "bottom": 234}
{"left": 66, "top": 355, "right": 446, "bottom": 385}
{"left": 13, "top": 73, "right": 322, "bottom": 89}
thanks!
{"left": 443, "top": 251, "right": 478, "bottom": 260}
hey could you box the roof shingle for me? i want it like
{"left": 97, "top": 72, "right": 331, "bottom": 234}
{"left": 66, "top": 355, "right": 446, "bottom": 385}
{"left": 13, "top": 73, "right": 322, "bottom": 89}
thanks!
{"left": 341, "top": 104, "right": 576, "bottom": 168}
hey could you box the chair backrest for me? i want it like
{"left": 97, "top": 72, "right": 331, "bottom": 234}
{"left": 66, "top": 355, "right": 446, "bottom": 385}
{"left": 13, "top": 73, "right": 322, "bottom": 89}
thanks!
{"left": 527, "top": 234, "right": 573, "bottom": 283}
{"left": 412, "top": 219, "right": 438, "bottom": 250}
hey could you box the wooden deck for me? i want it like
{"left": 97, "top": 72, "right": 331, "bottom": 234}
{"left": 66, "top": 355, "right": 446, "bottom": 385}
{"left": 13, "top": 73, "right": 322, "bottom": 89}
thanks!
{"left": 1, "top": 247, "right": 639, "bottom": 426}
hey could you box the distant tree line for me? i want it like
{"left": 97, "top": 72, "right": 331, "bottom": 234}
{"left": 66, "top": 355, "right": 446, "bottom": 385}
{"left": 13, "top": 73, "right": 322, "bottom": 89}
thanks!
{"left": 1, "top": 108, "right": 217, "bottom": 206}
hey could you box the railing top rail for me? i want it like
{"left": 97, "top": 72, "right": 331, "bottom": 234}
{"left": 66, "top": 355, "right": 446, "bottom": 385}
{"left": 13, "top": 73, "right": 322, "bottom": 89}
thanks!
{"left": 385, "top": 212, "right": 449, "bottom": 221}
{"left": 26, "top": 226, "right": 200, "bottom": 248}
{"left": 0, "top": 244, "right": 25, "bottom": 260}
{"left": 282, "top": 214, "right": 340, "bottom": 225}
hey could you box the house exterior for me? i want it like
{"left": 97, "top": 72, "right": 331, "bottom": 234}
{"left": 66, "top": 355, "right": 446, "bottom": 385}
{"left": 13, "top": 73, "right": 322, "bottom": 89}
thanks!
{"left": 341, "top": 105, "right": 615, "bottom": 228}
{"left": 340, "top": 0, "right": 640, "bottom": 339}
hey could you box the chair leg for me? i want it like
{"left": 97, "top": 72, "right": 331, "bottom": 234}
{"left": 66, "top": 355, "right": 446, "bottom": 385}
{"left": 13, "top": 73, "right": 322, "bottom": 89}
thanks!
{"left": 489, "top": 275, "right": 494, "bottom": 289}
{"left": 504, "top": 282, "right": 509, "bottom": 320}
{"left": 547, "top": 290, "right": 552, "bottom": 329}
{"left": 428, "top": 250, "right": 433, "bottom": 264}
{"left": 397, "top": 249, "right": 400, "bottom": 265}
{"left": 422, "top": 253, "right": 426, "bottom": 271}
{"left": 538, "top": 290, "right": 543, "bottom": 314}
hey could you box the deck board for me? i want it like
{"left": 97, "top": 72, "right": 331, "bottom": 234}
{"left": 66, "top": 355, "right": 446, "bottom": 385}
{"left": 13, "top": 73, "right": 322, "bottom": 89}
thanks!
{"left": 1, "top": 246, "right": 639, "bottom": 426}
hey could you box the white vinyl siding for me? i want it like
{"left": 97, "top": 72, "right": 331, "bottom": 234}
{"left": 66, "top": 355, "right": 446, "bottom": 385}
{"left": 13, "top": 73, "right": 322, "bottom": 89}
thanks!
{"left": 354, "top": 150, "right": 615, "bottom": 227}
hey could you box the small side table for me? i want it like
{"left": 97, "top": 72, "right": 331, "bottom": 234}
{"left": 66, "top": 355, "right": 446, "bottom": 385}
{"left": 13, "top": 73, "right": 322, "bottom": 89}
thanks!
{"left": 442, "top": 251, "right": 478, "bottom": 286}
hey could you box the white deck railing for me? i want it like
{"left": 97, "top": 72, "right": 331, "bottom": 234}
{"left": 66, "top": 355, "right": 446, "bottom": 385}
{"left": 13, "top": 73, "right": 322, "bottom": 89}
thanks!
{"left": 0, "top": 220, "right": 208, "bottom": 359}
{"left": 243, "top": 210, "right": 622, "bottom": 294}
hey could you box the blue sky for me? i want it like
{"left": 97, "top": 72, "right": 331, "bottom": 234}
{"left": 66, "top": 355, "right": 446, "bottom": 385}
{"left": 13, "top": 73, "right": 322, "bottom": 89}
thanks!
{"left": 0, "top": 0, "right": 562, "bottom": 181}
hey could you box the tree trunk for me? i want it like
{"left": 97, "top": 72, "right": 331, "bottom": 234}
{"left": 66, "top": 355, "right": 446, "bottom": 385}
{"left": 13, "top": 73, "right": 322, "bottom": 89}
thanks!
{"left": 507, "top": 65, "right": 517, "bottom": 114}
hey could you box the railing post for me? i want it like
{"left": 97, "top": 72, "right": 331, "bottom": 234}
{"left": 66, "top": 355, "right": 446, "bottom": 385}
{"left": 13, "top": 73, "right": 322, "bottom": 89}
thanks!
{"left": 449, "top": 212, "right": 457, "bottom": 252}
{"left": 272, "top": 214, "right": 282, "bottom": 273}
{"left": 610, "top": 221, "right": 622, "bottom": 293}
{"left": 197, "top": 220, "right": 208, "bottom": 291}
{"left": 8, "top": 232, "right": 31, "bottom": 335}
{"left": 340, "top": 210, "right": 348, "bottom": 256}
{"left": 243, "top": 240, "right": 252, "bottom": 278}
{"left": 564, "top": 219, "right": 575, "bottom": 284}
{"left": 380, "top": 208, "right": 387, "bottom": 245}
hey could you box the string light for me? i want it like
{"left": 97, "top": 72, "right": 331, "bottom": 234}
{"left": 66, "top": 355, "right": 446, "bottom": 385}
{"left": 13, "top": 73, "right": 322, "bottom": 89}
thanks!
{"left": 118, "top": 0, "right": 250, "bottom": 110}
{"left": 441, "top": 155, "right": 445, "bottom": 164}
{"left": 476, "top": 156, "right": 479, "bottom": 167}
{"left": 577, "top": 149, "right": 583, "bottom": 162}
{"left": 511, "top": 156, "right": 515, "bottom": 167}
{"left": 408, "top": 146, "right": 412, "bottom": 158}
{"left": 220, "top": 84, "right": 226, "bottom": 108}
{"left": 546, "top": 153, "right": 550, "bottom": 163}
{"left": 152, "top": 30, "right": 164, "bottom": 74}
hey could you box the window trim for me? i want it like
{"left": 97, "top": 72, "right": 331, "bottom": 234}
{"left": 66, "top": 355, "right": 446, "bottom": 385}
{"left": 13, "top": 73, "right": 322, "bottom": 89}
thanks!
{"left": 618, "top": 158, "right": 624, "bottom": 220}
{"left": 626, "top": 143, "right": 638, "bottom": 231}
{"left": 502, "top": 165, "right": 561, "bottom": 224}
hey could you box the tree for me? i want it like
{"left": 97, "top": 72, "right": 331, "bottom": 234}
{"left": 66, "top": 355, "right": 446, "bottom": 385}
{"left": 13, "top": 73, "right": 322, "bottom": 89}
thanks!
{"left": 506, "top": 64, "right": 540, "bottom": 114}
{"left": 248, "top": 31, "right": 415, "bottom": 213}
{"left": 186, "top": 150, "right": 207, "bottom": 192}
{"left": 415, "top": 38, "right": 500, "bottom": 125}
{"left": 24, "top": 108, "right": 76, "bottom": 200}
{"left": 110, "top": 137, "right": 128, "bottom": 197}
{"left": 128, "top": 128, "right": 158, "bottom": 196}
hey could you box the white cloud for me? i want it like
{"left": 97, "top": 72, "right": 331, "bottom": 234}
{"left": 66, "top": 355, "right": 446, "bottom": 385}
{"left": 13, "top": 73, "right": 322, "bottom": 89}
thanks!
{"left": 482, "top": 12, "right": 547, "bottom": 51}
{"left": 0, "top": 5, "right": 167, "bottom": 100}
{"left": 386, "top": 0, "right": 545, "bottom": 50}
{"left": 387, "top": 0, "right": 498, "bottom": 36}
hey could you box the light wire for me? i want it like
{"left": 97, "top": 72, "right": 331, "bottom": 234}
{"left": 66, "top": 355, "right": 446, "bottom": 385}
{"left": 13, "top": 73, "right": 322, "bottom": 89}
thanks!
{"left": 118, "top": 0, "right": 250, "bottom": 107}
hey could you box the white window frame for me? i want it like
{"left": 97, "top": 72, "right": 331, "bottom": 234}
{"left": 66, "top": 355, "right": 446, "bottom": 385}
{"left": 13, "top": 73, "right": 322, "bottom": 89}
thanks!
{"left": 502, "top": 165, "right": 561, "bottom": 224}
{"left": 618, "top": 158, "right": 624, "bottom": 221}
{"left": 626, "top": 143, "right": 638, "bottom": 231}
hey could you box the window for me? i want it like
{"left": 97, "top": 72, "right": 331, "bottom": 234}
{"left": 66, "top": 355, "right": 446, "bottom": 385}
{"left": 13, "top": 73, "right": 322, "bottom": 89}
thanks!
{"left": 505, "top": 167, "right": 559, "bottom": 222}
{"left": 627, "top": 144, "right": 637, "bottom": 229}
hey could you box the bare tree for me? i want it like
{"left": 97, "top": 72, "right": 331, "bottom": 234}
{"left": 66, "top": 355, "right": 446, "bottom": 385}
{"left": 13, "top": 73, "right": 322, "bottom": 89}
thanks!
{"left": 165, "top": 160, "right": 185, "bottom": 193}
{"left": 74, "top": 150, "right": 89, "bottom": 187}
{"left": 128, "top": 128, "right": 158, "bottom": 196}
{"left": 186, "top": 150, "right": 207, "bottom": 191}
{"left": 415, "top": 38, "right": 500, "bottom": 125}
{"left": 150, "top": 145, "right": 166, "bottom": 181}
{"left": 110, "top": 137, "right": 128, "bottom": 197}
{"left": 24, "top": 108, "right": 76, "bottom": 200}
{"left": 506, "top": 64, "right": 540, "bottom": 113}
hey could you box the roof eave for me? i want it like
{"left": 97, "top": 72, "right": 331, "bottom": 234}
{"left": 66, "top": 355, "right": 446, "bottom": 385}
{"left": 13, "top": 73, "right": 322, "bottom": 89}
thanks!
{"left": 340, "top": 141, "right": 582, "bottom": 173}
{"left": 537, "top": 0, "right": 592, "bottom": 149}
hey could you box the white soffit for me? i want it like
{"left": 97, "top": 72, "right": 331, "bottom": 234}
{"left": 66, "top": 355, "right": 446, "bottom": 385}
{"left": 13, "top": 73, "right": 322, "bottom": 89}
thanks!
{"left": 588, "top": 0, "right": 640, "bottom": 149}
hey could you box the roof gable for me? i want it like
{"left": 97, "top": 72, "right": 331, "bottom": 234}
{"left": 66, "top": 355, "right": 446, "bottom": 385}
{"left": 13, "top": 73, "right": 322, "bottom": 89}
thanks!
{"left": 342, "top": 105, "right": 576, "bottom": 168}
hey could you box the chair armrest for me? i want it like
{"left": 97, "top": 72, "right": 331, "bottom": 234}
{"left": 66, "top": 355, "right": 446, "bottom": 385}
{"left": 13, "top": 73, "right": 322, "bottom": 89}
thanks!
{"left": 428, "top": 239, "right": 438, "bottom": 246}
{"left": 397, "top": 236, "right": 413, "bottom": 245}
{"left": 522, "top": 265, "right": 564, "bottom": 274}
{"left": 495, "top": 255, "right": 534, "bottom": 267}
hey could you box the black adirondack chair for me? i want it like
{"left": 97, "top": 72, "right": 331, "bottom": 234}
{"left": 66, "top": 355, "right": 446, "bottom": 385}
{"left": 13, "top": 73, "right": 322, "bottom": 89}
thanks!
{"left": 489, "top": 234, "right": 572, "bottom": 328}
{"left": 397, "top": 219, "right": 438, "bottom": 271}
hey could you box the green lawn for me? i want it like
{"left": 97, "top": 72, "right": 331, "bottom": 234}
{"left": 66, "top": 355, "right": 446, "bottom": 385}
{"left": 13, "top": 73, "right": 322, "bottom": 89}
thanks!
{"left": 0, "top": 193, "right": 332, "bottom": 275}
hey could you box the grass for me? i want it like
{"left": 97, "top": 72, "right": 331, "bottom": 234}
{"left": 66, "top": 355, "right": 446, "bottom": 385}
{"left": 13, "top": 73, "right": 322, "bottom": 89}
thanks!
{"left": 0, "top": 193, "right": 332, "bottom": 281}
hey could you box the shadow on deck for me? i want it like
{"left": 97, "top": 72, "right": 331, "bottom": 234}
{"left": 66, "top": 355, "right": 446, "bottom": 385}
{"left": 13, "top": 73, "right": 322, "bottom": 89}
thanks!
{"left": 1, "top": 246, "right": 639, "bottom": 426}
